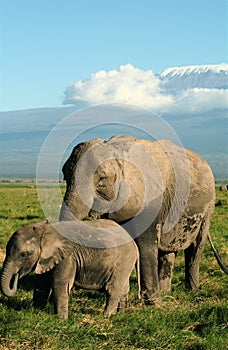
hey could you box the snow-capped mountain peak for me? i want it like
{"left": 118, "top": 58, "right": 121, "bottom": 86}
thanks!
{"left": 159, "top": 63, "right": 228, "bottom": 92}
{"left": 160, "top": 63, "right": 228, "bottom": 78}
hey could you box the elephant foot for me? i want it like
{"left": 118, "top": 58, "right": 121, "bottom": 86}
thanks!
{"left": 104, "top": 296, "right": 119, "bottom": 317}
{"left": 184, "top": 270, "right": 200, "bottom": 290}
{"left": 184, "top": 278, "right": 199, "bottom": 291}
{"left": 142, "top": 290, "right": 162, "bottom": 308}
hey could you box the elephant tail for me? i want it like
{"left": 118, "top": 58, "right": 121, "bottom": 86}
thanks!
{"left": 207, "top": 232, "right": 228, "bottom": 274}
{"left": 135, "top": 252, "right": 141, "bottom": 300}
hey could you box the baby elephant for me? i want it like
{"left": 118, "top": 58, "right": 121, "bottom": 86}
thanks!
{"left": 1, "top": 220, "right": 140, "bottom": 319}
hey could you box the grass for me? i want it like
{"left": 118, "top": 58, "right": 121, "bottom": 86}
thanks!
{"left": 0, "top": 183, "right": 227, "bottom": 350}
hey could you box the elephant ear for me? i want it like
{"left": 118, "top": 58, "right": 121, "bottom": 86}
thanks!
{"left": 35, "top": 226, "right": 73, "bottom": 274}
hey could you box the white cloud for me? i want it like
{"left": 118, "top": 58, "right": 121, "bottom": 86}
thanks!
{"left": 63, "top": 64, "right": 228, "bottom": 114}
{"left": 170, "top": 88, "right": 228, "bottom": 114}
{"left": 63, "top": 64, "right": 173, "bottom": 112}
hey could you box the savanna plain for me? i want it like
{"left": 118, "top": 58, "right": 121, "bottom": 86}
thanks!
{"left": 0, "top": 183, "right": 227, "bottom": 350}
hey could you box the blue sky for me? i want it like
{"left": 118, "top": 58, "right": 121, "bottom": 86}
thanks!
{"left": 0, "top": 0, "right": 227, "bottom": 111}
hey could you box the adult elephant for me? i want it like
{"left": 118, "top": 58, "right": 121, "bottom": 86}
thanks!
{"left": 59, "top": 135, "right": 226, "bottom": 305}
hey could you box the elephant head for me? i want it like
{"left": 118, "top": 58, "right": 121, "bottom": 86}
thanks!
{"left": 59, "top": 135, "right": 161, "bottom": 225}
{"left": 0, "top": 222, "right": 73, "bottom": 297}
{"left": 59, "top": 138, "right": 104, "bottom": 221}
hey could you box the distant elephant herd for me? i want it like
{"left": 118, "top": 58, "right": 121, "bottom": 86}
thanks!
{"left": 1, "top": 136, "right": 227, "bottom": 319}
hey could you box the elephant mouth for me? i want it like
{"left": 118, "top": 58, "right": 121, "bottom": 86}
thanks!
{"left": 18, "top": 264, "right": 35, "bottom": 278}
{"left": 96, "top": 189, "right": 114, "bottom": 201}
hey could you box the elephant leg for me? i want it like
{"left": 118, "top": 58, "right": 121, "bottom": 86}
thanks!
{"left": 104, "top": 275, "right": 129, "bottom": 316}
{"left": 104, "top": 293, "right": 120, "bottom": 317}
{"left": 52, "top": 258, "right": 76, "bottom": 319}
{"left": 117, "top": 282, "right": 130, "bottom": 312}
{"left": 184, "top": 217, "right": 209, "bottom": 290}
{"left": 158, "top": 251, "right": 176, "bottom": 292}
{"left": 33, "top": 272, "right": 52, "bottom": 309}
{"left": 135, "top": 229, "right": 161, "bottom": 306}
{"left": 52, "top": 283, "right": 70, "bottom": 319}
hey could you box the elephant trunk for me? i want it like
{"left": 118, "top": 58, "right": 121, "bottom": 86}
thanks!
{"left": 59, "top": 192, "right": 90, "bottom": 221}
{"left": 0, "top": 260, "right": 19, "bottom": 297}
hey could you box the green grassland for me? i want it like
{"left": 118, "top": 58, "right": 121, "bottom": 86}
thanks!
{"left": 0, "top": 184, "right": 227, "bottom": 350}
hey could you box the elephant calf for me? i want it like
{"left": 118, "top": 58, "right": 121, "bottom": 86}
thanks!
{"left": 0, "top": 220, "right": 140, "bottom": 319}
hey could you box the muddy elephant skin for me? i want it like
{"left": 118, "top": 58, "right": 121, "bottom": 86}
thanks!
{"left": 59, "top": 135, "right": 226, "bottom": 305}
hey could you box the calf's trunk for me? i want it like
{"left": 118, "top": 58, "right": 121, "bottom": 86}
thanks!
{"left": 0, "top": 260, "right": 19, "bottom": 297}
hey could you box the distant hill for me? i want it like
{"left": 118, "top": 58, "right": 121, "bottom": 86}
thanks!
{"left": 0, "top": 107, "right": 76, "bottom": 178}
{"left": 0, "top": 106, "right": 227, "bottom": 179}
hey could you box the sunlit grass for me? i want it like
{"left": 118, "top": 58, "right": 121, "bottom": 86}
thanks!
{"left": 0, "top": 184, "right": 227, "bottom": 349}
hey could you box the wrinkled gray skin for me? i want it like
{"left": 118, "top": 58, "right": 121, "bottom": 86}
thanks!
{"left": 0, "top": 220, "right": 139, "bottom": 319}
{"left": 59, "top": 135, "right": 226, "bottom": 305}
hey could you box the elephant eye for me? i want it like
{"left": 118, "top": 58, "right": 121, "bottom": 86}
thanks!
{"left": 19, "top": 251, "right": 33, "bottom": 258}
{"left": 99, "top": 176, "right": 107, "bottom": 181}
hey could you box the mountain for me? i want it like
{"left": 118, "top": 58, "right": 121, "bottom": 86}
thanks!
{"left": 158, "top": 64, "right": 228, "bottom": 179}
{"left": 0, "top": 64, "right": 227, "bottom": 179}
{"left": 159, "top": 64, "right": 228, "bottom": 92}
{"left": 0, "top": 107, "right": 77, "bottom": 178}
